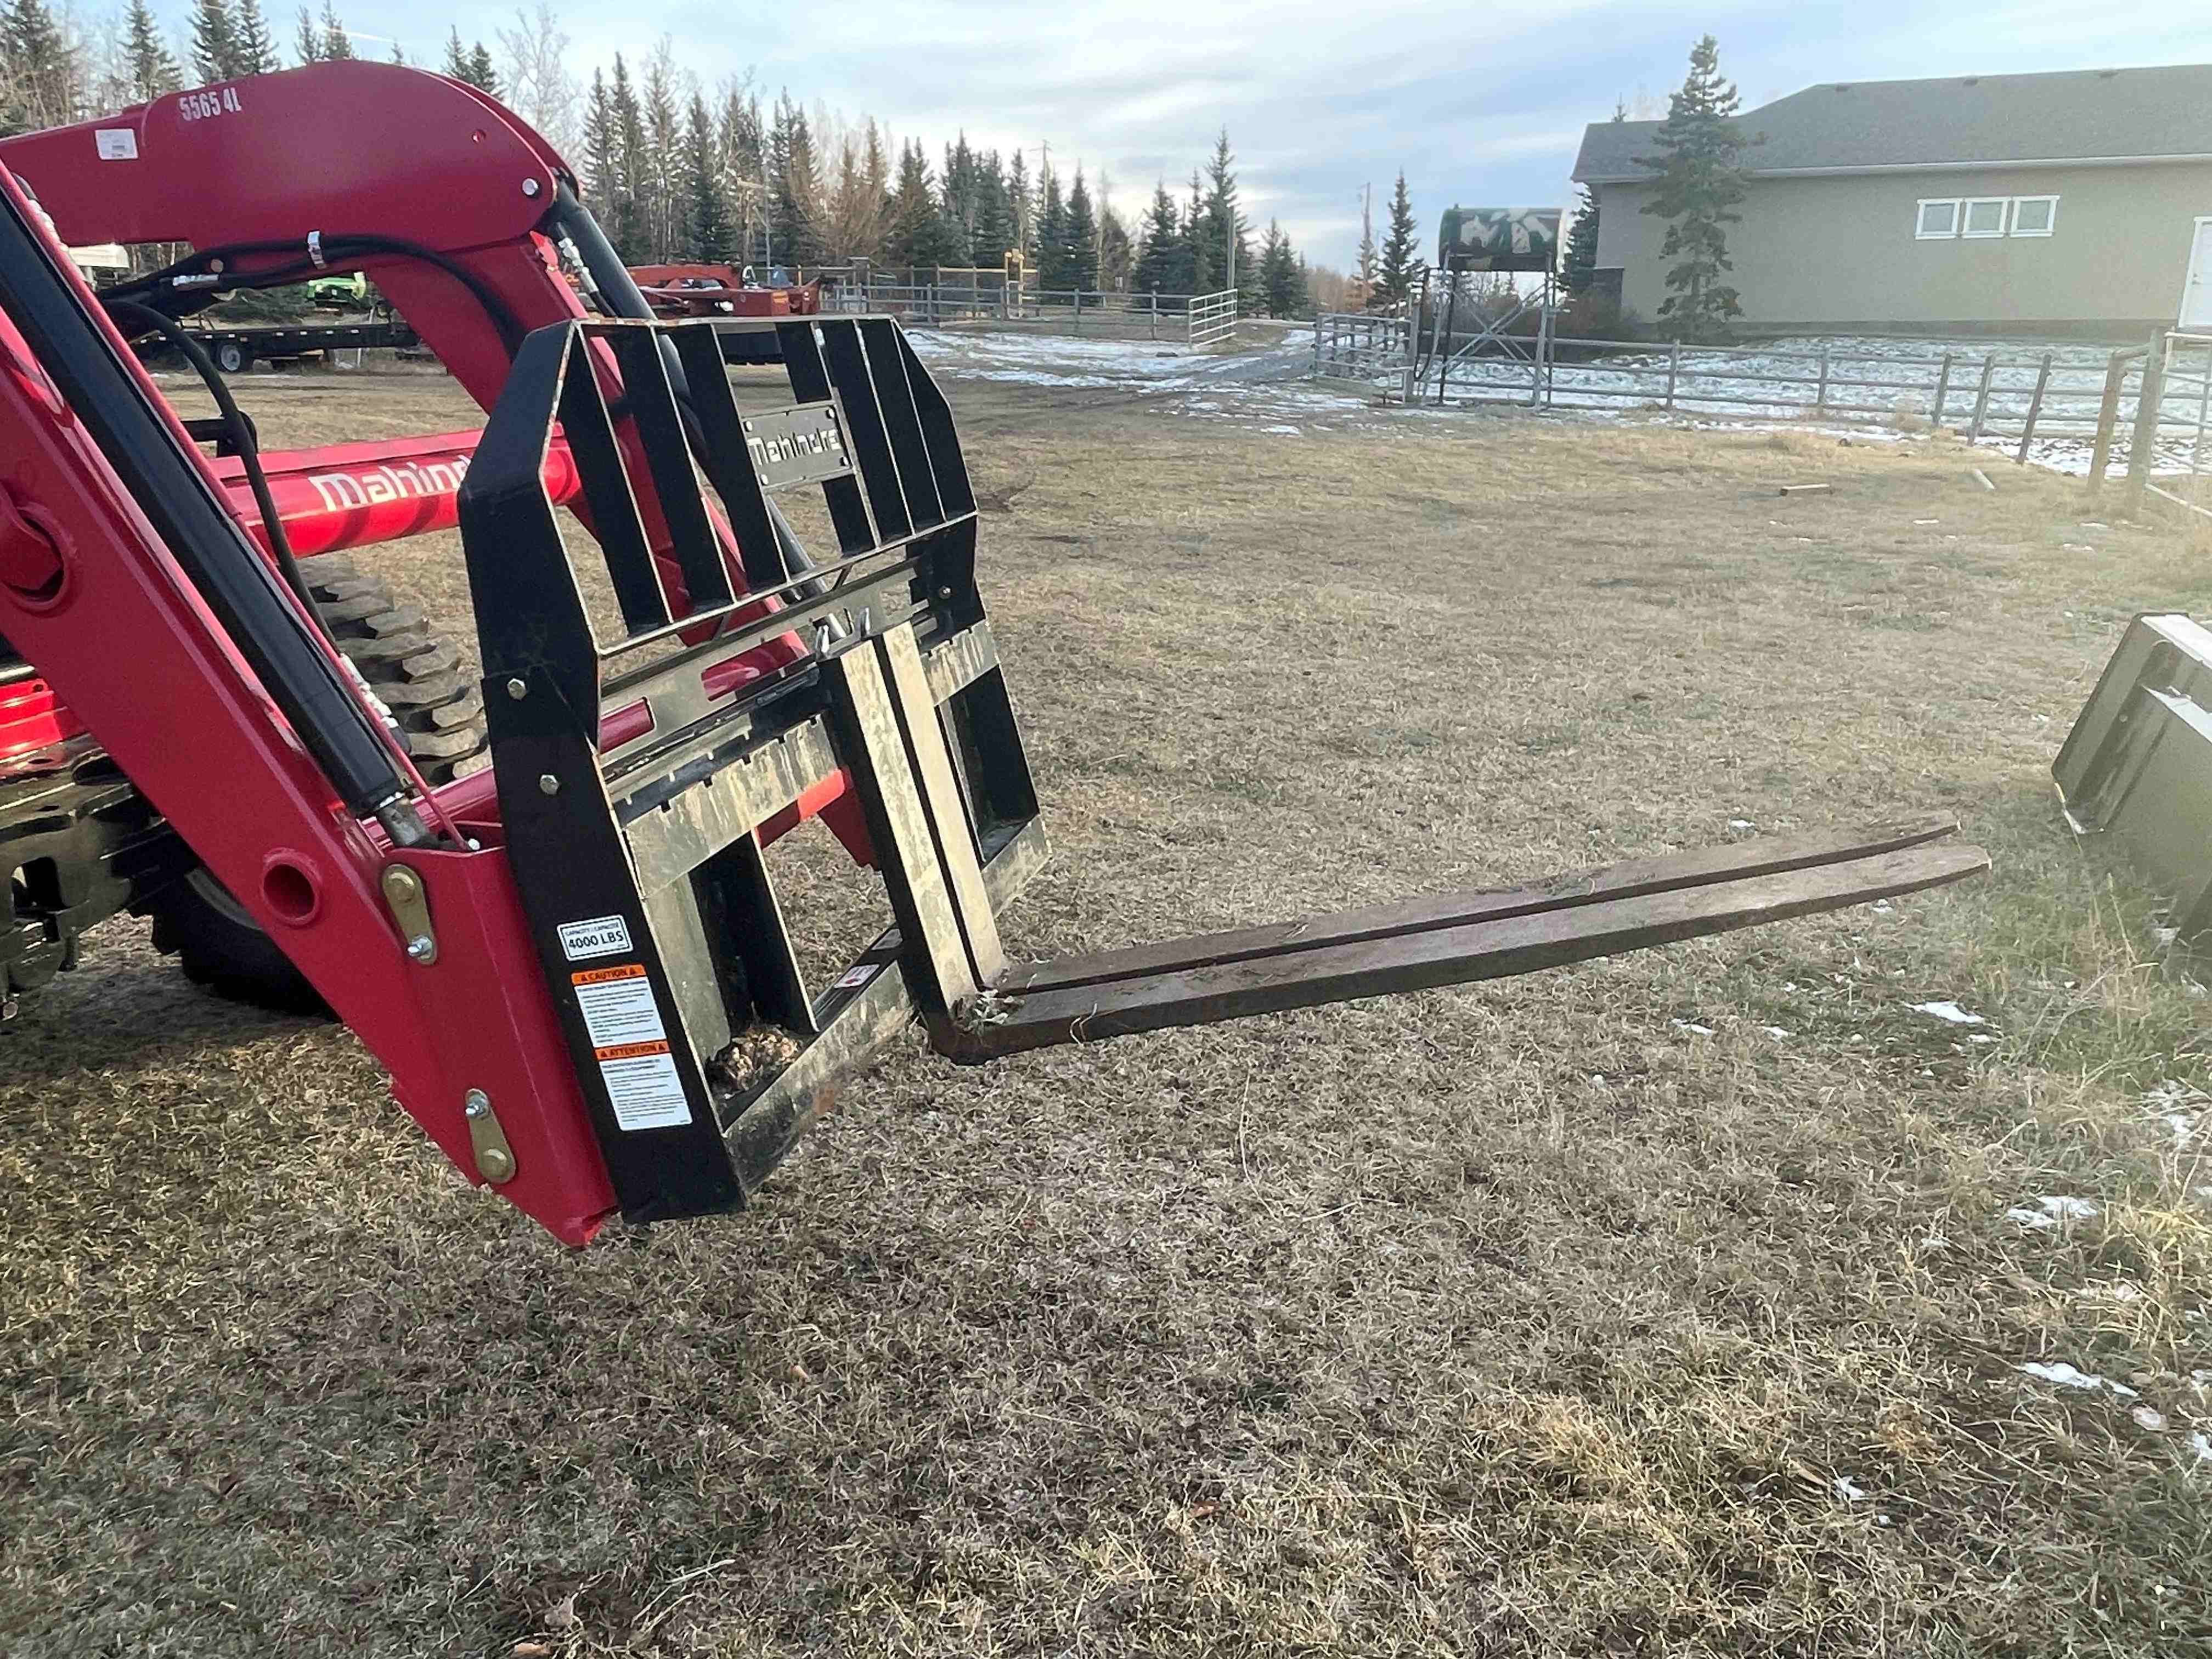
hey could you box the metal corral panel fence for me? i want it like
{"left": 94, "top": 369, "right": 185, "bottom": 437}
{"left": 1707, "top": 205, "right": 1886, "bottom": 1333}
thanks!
{"left": 843, "top": 281, "right": 1237, "bottom": 345}
{"left": 1313, "top": 311, "right": 1414, "bottom": 386}
{"left": 1308, "top": 323, "right": 2212, "bottom": 495}
{"left": 2135, "top": 332, "right": 2212, "bottom": 523}
{"left": 1185, "top": 289, "right": 1239, "bottom": 346}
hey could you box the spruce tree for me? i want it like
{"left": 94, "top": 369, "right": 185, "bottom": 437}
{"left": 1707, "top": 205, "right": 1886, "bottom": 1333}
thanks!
{"left": 294, "top": 5, "right": 321, "bottom": 61}
{"left": 1033, "top": 165, "right": 1067, "bottom": 290}
{"left": 123, "top": 0, "right": 182, "bottom": 100}
{"left": 318, "top": 2, "right": 350, "bottom": 60}
{"left": 768, "top": 93, "right": 821, "bottom": 266}
{"left": 469, "top": 42, "right": 497, "bottom": 94}
{"left": 1201, "top": 129, "right": 1255, "bottom": 307}
{"left": 2, "top": 0, "right": 70, "bottom": 130}
{"left": 190, "top": 0, "right": 236, "bottom": 82}
{"left": 1259, "top": 219, "right": 1303, "bottom": 317}
{"left": 584, "top": 69, "right": 619, "bottom": 222}
{"left": 1562, "top": 184, "right": 1600, "bottom": 295}
{"left": 1005, "top": 149, "right": 1030, "bottom": 264}
{"left": 1181, "top": 170, "right": 1210, "bottom": 293}
{"left": 1635, "top": 34, "right": 1748, "bottom": 340}
{"left": 1134, "top": 180, "right": 1180, "bottom": 292}
{"left": 606, "top": 55, "right": 647, "bottom": 260}
{"left": 442, "top": 26, "right": 468, "bottom": 78}
{"left": 1065, "top": 168, "right": 1098, "bottom": 292}
{"left": 970, "top": 153, "right": 1012, "bottom": 271}
{"left": 1375, "top": 171, "right": 1420, "bottom": 304}
{"left": 685, "top": 93, "right": 731, "bottom": 261}
{"left": 233, "top": 0, "right": 277, "bottom": 74}
{"left": 884, "top": 140, "right": 956, "bottom": 272}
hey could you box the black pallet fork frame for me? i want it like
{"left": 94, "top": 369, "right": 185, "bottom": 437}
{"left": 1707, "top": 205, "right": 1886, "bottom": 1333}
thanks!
{"left": 459, "top": 313, "right": 1990, "bottom": 1226}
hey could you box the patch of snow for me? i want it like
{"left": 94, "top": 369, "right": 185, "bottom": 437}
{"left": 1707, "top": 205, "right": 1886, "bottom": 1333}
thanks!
{"left": 2132, "top": 1405, "right": 2169, "bottom": 1432}
{"left": 1727, "top": 818, "right": 1756, "bottom": 830}
{"left": 2007, "top": 1195, "right": 2099, "bottom": 1229}
{"left": 1909, "top": 1000, "right": 1987, "bottom": 1025}
{"left": 2191, "top": 1431, "right": 2212, "bottom": 1465}
{"left": 1762, "top": 1025, "right": 1793, "bottom": 1039}
{"left": 1261, "top": 424, "right": 1304, "bottom": 435}
{"left": 2017, "top": 1360, "right": 2137, "bottom": 1397}
{"left": 1671, "top": 1019, "right": 1716, "bottom": 1036}
{"left": 1833, "top": 1475, "right": 1868, "bottom": 1502}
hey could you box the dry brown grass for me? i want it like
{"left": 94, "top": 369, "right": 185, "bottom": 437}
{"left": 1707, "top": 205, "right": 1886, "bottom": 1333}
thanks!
{"left": 5, "top": 366, "right": 2211, "bottom": 1657}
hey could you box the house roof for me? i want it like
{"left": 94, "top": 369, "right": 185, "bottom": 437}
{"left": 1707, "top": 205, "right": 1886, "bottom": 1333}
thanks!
{"left": 1572, "top": 63, "right": 2212, "bottom": 182}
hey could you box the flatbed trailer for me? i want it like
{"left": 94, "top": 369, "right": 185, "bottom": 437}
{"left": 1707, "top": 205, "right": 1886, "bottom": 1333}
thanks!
{"left": 139, "top": 314, "right": 419, "bottom": 374}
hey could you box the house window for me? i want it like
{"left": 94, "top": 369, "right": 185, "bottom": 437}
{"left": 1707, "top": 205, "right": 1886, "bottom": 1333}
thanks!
{"left": 2010, "top": 195, "right": 2058, "bottom": 236}
{"left": 1916, "top": 199, "right": 1959, "bottom": 238}
{"left": 1961, "top": 198, "right": 2009, "bottom": 238}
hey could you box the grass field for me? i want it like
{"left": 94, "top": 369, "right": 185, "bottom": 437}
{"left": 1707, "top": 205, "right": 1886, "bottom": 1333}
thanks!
{"left": 4, "top": 361, "right": 2211, "bottom": 1656}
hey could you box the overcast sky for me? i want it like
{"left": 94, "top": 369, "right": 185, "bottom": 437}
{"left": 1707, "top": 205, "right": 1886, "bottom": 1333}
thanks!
{"left": 264, "top": 1, "right": 2208, "bottom": 267}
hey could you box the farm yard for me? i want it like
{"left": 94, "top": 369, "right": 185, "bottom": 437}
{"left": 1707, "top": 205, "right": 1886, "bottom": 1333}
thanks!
{"left": 5, "top": 340, "right": 2212, "bottom": 1657}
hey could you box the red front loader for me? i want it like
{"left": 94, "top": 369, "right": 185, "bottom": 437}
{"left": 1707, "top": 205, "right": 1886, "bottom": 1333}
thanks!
{"left": 0, "top": 65, "right": 1987, "bottom": 1245}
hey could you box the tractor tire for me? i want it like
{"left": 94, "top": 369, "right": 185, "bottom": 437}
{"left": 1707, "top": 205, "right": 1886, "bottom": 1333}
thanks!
{"left": 147, "top": 558, "right": 487, "bottom": 1010}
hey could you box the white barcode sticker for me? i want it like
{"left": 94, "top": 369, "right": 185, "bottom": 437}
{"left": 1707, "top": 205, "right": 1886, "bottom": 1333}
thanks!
{"left": 95, "top": 128, "right": 138, "bottom": 161}
{"left": 571, "top": 964, "right": 691, "bottom": 1130}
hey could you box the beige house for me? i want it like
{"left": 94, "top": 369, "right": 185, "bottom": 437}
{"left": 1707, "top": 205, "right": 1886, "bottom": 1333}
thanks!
{"left": 1571, "top": 65, "right": 2212, "bottom": 337}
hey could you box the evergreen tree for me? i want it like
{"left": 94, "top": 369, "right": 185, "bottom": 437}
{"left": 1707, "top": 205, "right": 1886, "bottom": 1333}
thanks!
{"left": 1032, "top": 165, "right": 1068, "bottom": 290}
{"left": 469, "top": 41, "right": 497, "bottom": 93}
{"left": 1635, "top": 33, "right": 1748, "bottom": 340}
{"left": 768, "top": 92, "right": 821, "bottom": 266}
{"left": 584, "top": 68, "right": 619, "bottom": 222}
{"left": 1259, "top": 219, "right": 1303, "bottom": 317}
{"left": 685, "top": 92, "right": 732, "bottom": 261}
{"left": 1200, "top": 129, "right": 1255, "bottom": 307}
{"left": 605, "top": 55, "right": 647, "bottom": 259}
{"left": 1065, "top": 167, "right": 1098, "bottom": 291}
{"left": 1375, "top": 170, "right": 1420, "bottom": 304}
{"left": 1134, "top": 179, "right": 1181, "bottom": 292}
{"left": 318, "top": 2, "right": 351, "bottom": 60}
{"left": 294, "top": 5, "right": 321, "bottom": 62}
{"left": 641, "top": 48, "right": 680, "bottom": 258}
{"left": 387, "top": 41, "right": 402, "bottom": 63}
{"left": 884, "top": 139, "right": 956, "bottom": 271}
{"left": 1006, "top": 148, "right": 1031, "bottom": 264}
{"left": 970, "top": 152, "right": 1013, "bottom": 270}
{"left": 2, "top": 0, "right": 72, "bottom": 131}
{"left": 190, "top": 0, "right": 237, "bottom": 82}
{"left": 442, "top": 26, "right": 468, "bottom": 78}
{"left": 1182, "top": 170, "right": 1210, "bottom": 294}
{"left": 1562, "top": 183, "right": 1600, "bottom": 295}
{"left": 233, "top": 0, "right": 278, "bottom": 74}
{"left": 123, "top": 0, "right": 182, "bottom": 100}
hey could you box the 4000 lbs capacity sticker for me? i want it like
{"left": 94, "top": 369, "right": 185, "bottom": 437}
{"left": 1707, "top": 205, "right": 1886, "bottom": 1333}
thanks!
{"left": 571, "top": 963, "right": 692, "bottom": 1131}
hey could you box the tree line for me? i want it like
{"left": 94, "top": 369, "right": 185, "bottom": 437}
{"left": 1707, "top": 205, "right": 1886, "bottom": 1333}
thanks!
{"left": 1, "top": 0, "right": 1325, "bottom": 313}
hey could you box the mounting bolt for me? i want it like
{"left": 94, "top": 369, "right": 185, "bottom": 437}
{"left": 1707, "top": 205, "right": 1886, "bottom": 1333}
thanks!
{"left": 937, "top": 586, "right": 952, "bottom": 599}
{"left": 522, "top": 177, "right": 541, "bottom": 198}
{"left": 538, "top": 773, "right": 560, "bottom": 795}
{"left": 464, "top": 1089, "right": 489, "bottom": 1119}
{"left": 405, "top": 934, "right": 435, "bottom": 961}
{"left": 506, "top": 677, "right": 529, "bottom": 699}
{"left": 476, "top": 1144, "right": 516, "bottom": 1182}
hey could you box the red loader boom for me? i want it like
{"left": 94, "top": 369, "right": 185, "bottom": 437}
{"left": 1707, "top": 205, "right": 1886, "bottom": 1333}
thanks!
{"left": 0, "top": 65, "right": 1987, "bottom": 1243}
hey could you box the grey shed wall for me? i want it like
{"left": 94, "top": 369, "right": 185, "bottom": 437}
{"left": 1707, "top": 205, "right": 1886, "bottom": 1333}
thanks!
{"left": 1590, "top": 162, "right": 2212, "bottom": 335}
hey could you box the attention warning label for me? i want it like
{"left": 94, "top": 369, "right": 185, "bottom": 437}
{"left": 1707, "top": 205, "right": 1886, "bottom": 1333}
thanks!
{"left": 571, "top": 963, "right": 691, "bottom": 1130}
